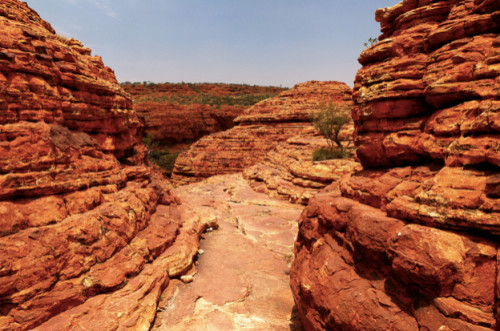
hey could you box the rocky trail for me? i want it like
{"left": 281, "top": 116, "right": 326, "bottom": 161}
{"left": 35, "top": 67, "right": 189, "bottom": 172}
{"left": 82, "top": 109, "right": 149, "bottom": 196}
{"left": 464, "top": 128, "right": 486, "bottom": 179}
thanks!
{"left": 153, "top": 174, "right": 305, "bottom": 330}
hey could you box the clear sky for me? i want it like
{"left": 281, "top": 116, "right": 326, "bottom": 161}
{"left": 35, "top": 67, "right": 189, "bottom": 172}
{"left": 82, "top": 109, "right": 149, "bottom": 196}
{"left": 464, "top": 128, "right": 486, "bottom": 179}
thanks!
{"left": 26, "top": 0, "right": 396, "bottom": 87}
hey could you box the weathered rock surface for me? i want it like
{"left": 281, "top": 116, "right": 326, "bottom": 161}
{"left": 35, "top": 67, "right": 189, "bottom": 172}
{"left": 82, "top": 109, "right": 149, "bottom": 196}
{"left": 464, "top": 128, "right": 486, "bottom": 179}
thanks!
{"left": 292, "top": 188, "right": 498, "bottom": 331}
{"left": 134, "top": 102, "right": 241, "bottom": 144}
{"left": 291, "top": 1, "right": 500, "bottom": 330}
{"left": 354, "top": 0, "right": 499, "bottom": 169}
{"left": 153, "top": 174, "right": 304, "bottom": 330}
{"left": 0, "top": 2, "right": 214, "bottom": 330}
{"left": 0, "top": 1, "right": 139, "bottom": 158}
{"left": 172, "top": 81, "right": 353, "bottom": 185}
{"left": 121, "top": 83, "right": 285, "bottom": 145}
{"left": 244, "top": 126, "right": 361, "bottom": 205}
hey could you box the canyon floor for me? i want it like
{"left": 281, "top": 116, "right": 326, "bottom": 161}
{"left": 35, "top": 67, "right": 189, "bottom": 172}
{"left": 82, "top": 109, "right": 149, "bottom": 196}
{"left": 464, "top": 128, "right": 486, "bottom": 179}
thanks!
{"left": 153, "top": 174, "right": 305, "bottom": 330}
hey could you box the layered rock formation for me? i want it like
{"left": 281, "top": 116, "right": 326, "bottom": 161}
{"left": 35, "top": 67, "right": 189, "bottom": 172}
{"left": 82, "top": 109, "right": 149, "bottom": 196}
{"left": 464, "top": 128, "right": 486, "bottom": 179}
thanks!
{"left": 244, "top": 126, "right": 361, "bottom": 205}
{"left": 134, "top": 102, "right": 241, "bottom": 144}
{"left": 0, "top": 2, "right": 138, "bottom": 158}
{"left": 0, "top": 1, "right": 214, "bottom": 329}
{"left": 121, "top": 83, "right": 285, "bottom": 145}
{"left": 291, "top": 1, "right": 500, "bottom": 330}
{"left": 172, "top": 81, "right": 353, "bottom": 185}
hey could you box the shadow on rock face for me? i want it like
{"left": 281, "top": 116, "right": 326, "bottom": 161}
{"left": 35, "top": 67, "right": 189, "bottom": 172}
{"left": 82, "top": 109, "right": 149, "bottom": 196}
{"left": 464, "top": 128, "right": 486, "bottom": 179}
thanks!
{"left": 289, "top": 305, "right": 305, "bottom": 331}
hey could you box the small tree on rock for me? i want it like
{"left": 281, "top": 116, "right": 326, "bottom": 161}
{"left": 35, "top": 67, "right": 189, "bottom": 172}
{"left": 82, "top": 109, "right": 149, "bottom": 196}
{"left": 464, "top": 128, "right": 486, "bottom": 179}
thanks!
{"left": 364, "top": 37, "right": 378, "bottom": 48}
{"left": 310, "top": 102, "right": 352, "bottom": 161}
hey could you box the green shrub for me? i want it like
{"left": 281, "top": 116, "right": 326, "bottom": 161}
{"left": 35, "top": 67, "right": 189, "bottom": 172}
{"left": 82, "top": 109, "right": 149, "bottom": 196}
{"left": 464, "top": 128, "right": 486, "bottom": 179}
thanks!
{"left": 142, "top": 132, "right": 156, "bottom": 148}
{"left": 156, "top": 151, "right": 180, "bottom": 175}
{"left": 312, "top": 148, "right": 350, "bottom": 161}
{"left": 310, "top": 102, "right": 352, "bottom": 161}
{"left": 142, "top": 132, "right": 180, "bottom": 177}
{"left": 364, "top": 37, "right": 378, "bottom": 48}
{"left": 134, "top": 91, "right": 276, "bottom": 108}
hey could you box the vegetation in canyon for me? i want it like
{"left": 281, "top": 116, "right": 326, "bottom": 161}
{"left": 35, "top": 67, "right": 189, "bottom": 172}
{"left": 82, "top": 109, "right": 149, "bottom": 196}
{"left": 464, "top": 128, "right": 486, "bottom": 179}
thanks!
{"left": 119, "top": 82, "right": 288, "bottom": 177}
{"left": 363, "top": 37, "right": 378, "bottom": 48}
{"left": 3, "top": 0, "right": 499, "bottom": 330}
{"left": 310, "top": 102, "right": 352, "bottom": 161}
{"left": 121, "top": 82, "right": 286, "bottom": 108}
{"left": 142, "top": 133, "right": 180, "bottom": 177}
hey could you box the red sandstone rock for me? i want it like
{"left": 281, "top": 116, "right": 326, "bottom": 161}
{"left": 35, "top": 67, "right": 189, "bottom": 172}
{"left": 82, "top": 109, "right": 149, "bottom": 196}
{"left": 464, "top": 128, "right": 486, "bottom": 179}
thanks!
{"left": 0, "top": 2, "right": 215, "bottom": 329}
{"left": 354, "top": 2, "right": 499, "bottom": 169}
{"left": 172, "top": 81, "right": 353, "bottom": 185}
{"left": 291, "top": 191, "right": 497, "bottom": 331}
{"left": 121, "top": 83, "right": 285, "bottom": 145}
{"left": 0, "top": 1, "right": 139, "bottom": 158}
{"left": 244, "top": 126, "right": 361, "bottom": 205}
{"left": 134, "top": 102, "right": 241, "bottom": 144}
{"left": 291, "top": 1, "right": 500, "bottom": 330}
{"left": 153, "top": 174, "right": 303, "bottom": 330}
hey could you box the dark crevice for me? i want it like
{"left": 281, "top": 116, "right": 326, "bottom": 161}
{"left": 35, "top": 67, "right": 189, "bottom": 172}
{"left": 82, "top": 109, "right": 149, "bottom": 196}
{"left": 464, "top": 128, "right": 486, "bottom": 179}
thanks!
{"left": 464, "top": 162, "right": 500, "bottom": 172}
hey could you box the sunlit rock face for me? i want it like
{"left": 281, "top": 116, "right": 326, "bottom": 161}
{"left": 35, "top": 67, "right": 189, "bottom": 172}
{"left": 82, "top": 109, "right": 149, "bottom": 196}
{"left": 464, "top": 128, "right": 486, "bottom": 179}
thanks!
{"left": 171, "top": 81, "right": 353, "bottom": 185}
{"left": 243, "top": 125, "right": 361, "bottom": 205}
{"left": 0, "top": 0, "right": 140, "bottom": 158}
{"left": 291, "top": 1, "right": 500, "bottom": 330}
{"left": 133, "top": 101, "right": 241, "bottom": 144}
{"left": 121, "top": 82, "right": 286, "bottom": 145}
{"left": 0, "top": 1, "right": 212, "bottom": 330}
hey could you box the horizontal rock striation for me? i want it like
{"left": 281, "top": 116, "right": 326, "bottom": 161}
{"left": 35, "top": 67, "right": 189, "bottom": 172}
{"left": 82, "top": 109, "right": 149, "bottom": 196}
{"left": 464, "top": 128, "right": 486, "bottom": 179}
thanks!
{"left": 0, "top": 1, "right": 139, "bottom": 158}
{"left": 121, "top": 83, "right": 285, "bottom": 145}
{"left": 171, "top": 81, "right": 353, "bottom": 185}
{"left": 354, "top": 0, "right": 499, "bottom": 169}
{"left": 0, "top": 1, "right": 215, "bottom": 330}
{"left": 243, "top": 125, "right": 361, "bottom": 205}
{"left": 291, "top": 1, "right": 500, "bottom": 330}
{"left": 134, "top": 102, "right": 241, "bottom": 144}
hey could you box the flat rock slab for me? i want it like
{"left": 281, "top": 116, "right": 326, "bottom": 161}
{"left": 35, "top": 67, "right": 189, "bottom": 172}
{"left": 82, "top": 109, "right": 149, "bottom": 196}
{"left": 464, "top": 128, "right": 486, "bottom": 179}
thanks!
{"left": 153, "top": 174, "right": 304, "bottom": 330}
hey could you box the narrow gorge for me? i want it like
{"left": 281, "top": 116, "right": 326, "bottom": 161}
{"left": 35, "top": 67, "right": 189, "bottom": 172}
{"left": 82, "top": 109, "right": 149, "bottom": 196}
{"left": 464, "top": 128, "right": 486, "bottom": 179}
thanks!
{"left": 0, "top": 0, "right": 498, "bottom": 330}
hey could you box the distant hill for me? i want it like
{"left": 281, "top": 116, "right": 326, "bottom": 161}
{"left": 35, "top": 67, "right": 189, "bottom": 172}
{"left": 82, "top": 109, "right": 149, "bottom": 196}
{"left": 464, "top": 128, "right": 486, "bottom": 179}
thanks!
{"left": 121, "top": 82, "right": 286, "bottom": 108}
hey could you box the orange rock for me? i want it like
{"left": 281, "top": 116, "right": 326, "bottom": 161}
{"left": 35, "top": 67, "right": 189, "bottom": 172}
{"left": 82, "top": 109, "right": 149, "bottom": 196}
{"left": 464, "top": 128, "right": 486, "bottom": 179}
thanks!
{"left": 0, "top": 1, "right": 139, "bottom": 158}
{"left": 291, "top": 191, "right": 498, "bottom": 331}
{"left": 0, "top": 1, "right": 216, "bottom": 329}
{"left": 354, "top": 3, "right": 499, "bottom": 168}
{"left": 244, "top": 126, "right": 361, "bottom": 205}
{"left": 172, "top": 81, "right": 353, "bottom": 185}
{"left": 121, "top": 82, "right": 285, "bottom": 145}
{"left": 134, "top": 102, "right": 241, "bottom": 144}
{"left": 291, "top": 1, "right": 500, "bottom": 330}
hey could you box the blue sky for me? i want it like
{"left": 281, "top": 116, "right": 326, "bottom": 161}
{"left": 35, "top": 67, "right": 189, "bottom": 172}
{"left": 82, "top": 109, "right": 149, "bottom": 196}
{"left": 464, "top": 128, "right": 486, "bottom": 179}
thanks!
{"left": 26, "top": 0, "right": 396, "bottom": 87}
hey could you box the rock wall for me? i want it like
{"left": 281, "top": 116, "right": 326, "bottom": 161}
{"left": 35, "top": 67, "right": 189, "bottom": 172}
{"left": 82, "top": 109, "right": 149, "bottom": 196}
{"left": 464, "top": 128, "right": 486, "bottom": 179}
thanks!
{"left": 243, "top": 125, "right": 361, "bottom": 205}
{"left": 0, "top": 1, "right": 214, "bottom": 329}
{"left": 121, "top": 83, "right": 285, "bottom": 145}
{"left": 291, "top": 1, "right": 499, "bottom": 330}
{"left": 0, "top": 1, "right": 139, "bottom": 158}
{"left": 134, "top": 102, "right": 241, "bottom": 144}
{"left": 171, "top": 81, "right": 353, "bottom": 185}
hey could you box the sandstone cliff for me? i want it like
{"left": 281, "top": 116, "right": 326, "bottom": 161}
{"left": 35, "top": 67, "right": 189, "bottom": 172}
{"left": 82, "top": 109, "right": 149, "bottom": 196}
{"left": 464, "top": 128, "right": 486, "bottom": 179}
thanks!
{"left": 0, "top": 1, "right": 214, "bottom": 329}
{"left": 121, "top": 82, "right": 285, "bottom": 145}
{"left": 0, "top": 2, "right": 139, "bottom": 158}
{"left": 291, "top": 1, "right": 500, "bottom": 330}
{"left": 172, "top": 81, "right": 353, "bottom": 185}
{"left": 243, "top": 126, "right": 361, "bottom": 205}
